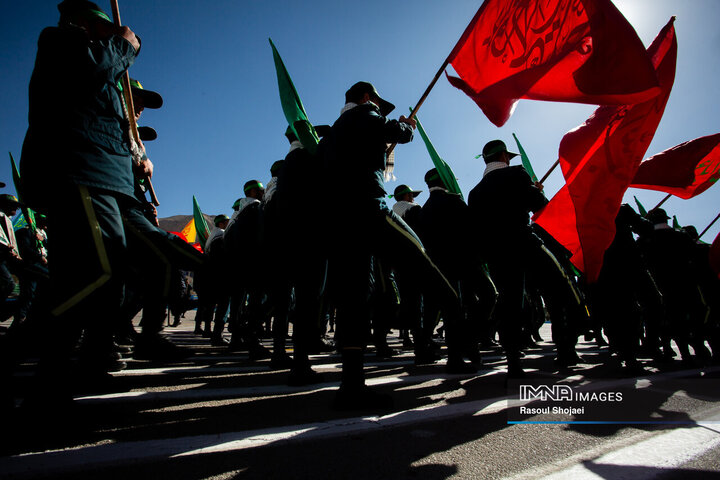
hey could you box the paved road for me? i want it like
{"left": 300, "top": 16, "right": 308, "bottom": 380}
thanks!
{"left": 1, "top": 314, "right": 719, "bottom": 479}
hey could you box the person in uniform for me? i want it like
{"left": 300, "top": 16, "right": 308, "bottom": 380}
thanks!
{"left": 638, "top": 208, "right": 710, "bottom": 365}
{"left": 391, "top": 184, "right": 422, "bottom": 229}
{"left": 591, "top": 204, "right": 662, "bottom": 371}
{"left": 389, "top": 184, "right": 423, "bottom": 351}
{"left": 0, "top": 195, "right": 23, "bottom": 312}
{"left": 12, "top": 212, "right": 49, "bottom": 335}
{"left": 467, "top": 140, "right": 547, "bottom": 378}
{"left": 199, "top": 214, "right": 231, "bottom": 346}
{"left": 118, "top": 80, "right": 205, "bottom": 361}
{"left": 20, "top": 0, "right": 145, "bottom": 392}
{"left": 420, "top": 168, "right": 496, "bottom": 372}
{"left": 323, "top": 81, "right": 456, "bottom": 409}
{"left": 268, "top": 126, "right": 332, "bottom": 383}
{"left": 223, "top": 180, "right": 272, "bottom": 360}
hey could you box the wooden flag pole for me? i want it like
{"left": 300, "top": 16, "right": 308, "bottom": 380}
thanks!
{"left": 110, "top": 0, "right": 160, "bottom": 207}
{"left": 385, "top": 5, "right": 489, "bottom": 159}
{"left": 408, "top": 58, "right": 451, "bottom": 123}
{"left": 699, "top": 211, "right": 720, "bottom": 239}
{"left": 651, "top": 193, "right": 672, "bottom": 211}
{"left": 538, "top": 159, "right": 560, "bottom": 185}
{"left": 386, "top": 57, "right": 451, "bottom": 158}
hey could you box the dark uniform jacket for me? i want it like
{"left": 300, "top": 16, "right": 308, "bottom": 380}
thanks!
{"left": 323, "top": 103, "right": 414, "bottom": 216}
{"left": 274, "top": 146, "right": 324, "bottom": 243}
{"left": 467, "top": 165, "right": 547, "bottom": 252}
{"left": 599, "top": 204, "right": 653, "bottom": 282}
{"left": 419, "top": 189, "right": 477, "bottom": 280}
{"left": 21, "top": 25, "right": 138, "bottom": 210}
{"left": 638, "top": 226, "right": 698, "bottom": 300}
{"left": 223, "top": 202, "right": 264, "bottom": 280}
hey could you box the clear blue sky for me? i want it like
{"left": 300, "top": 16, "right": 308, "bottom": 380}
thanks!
{"left": 1, "top": 0, "right": 719, "bottom": 240}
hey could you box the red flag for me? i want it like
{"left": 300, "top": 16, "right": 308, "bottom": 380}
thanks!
{"left": 533, "top": 18, "right": 677, "bottom": 283}
{"left": 446, "top": 0, "right": 661, "bottom": 127}
{"left": 169, "top": 230, "right": 204, "bottom": 252}
{"left": 710, "top": 232, "right": 720, "bottom": 279}
{"left": 630, "top": 133, "right": 720, "bottom": 199}
{"left": 168, "top": 231, "right": 189, "bottom": 242}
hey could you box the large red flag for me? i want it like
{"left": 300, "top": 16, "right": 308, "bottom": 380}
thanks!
{"left": 533, "top": 18, "right": 677, "bottom": 283}
{"left": 630, "top": 133, "right": 720, "bottom": 199}
{"left": 446, "top": 0, "right": 661, "bottom": 126}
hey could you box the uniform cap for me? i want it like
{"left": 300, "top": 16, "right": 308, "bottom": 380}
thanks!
{"left": 392, "top": 184, "right": 422, "bottom": 199}
{"left": 481, "top": 140, "right": 519, "bottom": 160}
{"left": 213, "top": 214, "right": 229, "bottom": 226}
{"left": 345, "top": 81, "right": 395, "bottom": 116}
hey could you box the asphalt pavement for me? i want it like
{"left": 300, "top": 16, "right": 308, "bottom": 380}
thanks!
{"left": 1, "top": 313, "right": 719, "bottom": 479}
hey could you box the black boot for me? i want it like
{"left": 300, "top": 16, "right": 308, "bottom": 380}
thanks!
{"left": 333, "top": 348, "right": 393, "bottom": 411}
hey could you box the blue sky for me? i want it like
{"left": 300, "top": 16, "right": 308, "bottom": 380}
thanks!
{"left": 1, "top": 0, "right": 719, "bottom": 240}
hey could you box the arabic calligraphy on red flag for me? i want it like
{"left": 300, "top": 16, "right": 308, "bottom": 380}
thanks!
{"left": 446, "top": 0, "right": 660, "bottom": 126}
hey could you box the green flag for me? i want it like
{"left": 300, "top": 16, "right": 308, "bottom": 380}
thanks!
{"left": 269, "top": 38, "right": 319, "bottom": 155}
{"left": 512, "top": 133, "right": 538, "bottom": 183}
{"left": 192, "top": 195, "right": 210, "bottom": 248}
{"left": 634, "top": 196, "right": 648, "bottom": 216}
{"left": 12, "top": 211, "right": 29, "bottom": 231}
{"left": 413, "top": 111, "right": 463, "bottom": 199}
{"left": 9, "top": 152, "right": 37, "bottom": 233}
{"left": 672, "top": 215, "right": 681, "bottom": 230}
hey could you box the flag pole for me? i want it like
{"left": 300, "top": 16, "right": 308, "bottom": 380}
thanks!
{"left": 408, "top": 59, "right": 451, "bottom": 122}
{"left": 386, "top": 6, "right": 487, "bottom": 158}
{"left": 538, "top": 160, "right": 560, "bottom": 185}
{"left": 110, "top": 0, "right": 160, "bottom": 207}
{"left": 699, "top": 211, "right": 720, "bottom": 239}
{"left": 651, "top": 193, "right": 672, "bottom": 211}
{"left": 386, "top": 58, "right": 450, "bottom": 158}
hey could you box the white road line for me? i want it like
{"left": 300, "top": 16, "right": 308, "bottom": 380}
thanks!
{"left": 114, "top": 357, "right": 416, "bottom": 375}
{"left": 9, "top": 378, "right": 720, "bottom": 479}
{"left": 0, "top": 394, "right": 512, "bottom": 479}
{"left": 114, "top": 350, "right": 584, "bottom": 377}
{"left": 5, "top": 348, "right": 719, "bottom": 478}
{"left": 114, "top": 365, "right": 269, "bottom": 376}
{"left": 75, "top": 370, "right": 497, "bottom": 404}
{"left": 78, "top": 365, "right": 720, "bottom": 405}
{"left": 537, "top": 417, "right": 720, "bottom": 480}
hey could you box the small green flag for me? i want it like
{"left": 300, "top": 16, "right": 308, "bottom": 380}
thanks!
{"left": 192, "top": 195, "right": 210, "bottom": 248}
{"left": 512, "top": 133, "right": 538, "bottom": 183}
{"left": 413, "top": 110, "right": 463, "bottom": 199}
{"left": 633, "top": 196, "right": 648, "bottom": 216}
{"left": 9, "top": 152, "right": 38, "bottom": 235}
{"left": 12, "top": 211, "right": 29, "bottom": 231}
{"left": 269, "top": 38, "right": 319, "bottom": 155}
{"left": 672, "top": 215, "right": 681, "bottom": 230}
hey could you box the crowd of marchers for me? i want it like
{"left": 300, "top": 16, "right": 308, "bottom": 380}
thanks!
{"left": 1, "top": 0, "right": 718, "bottom": 412}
